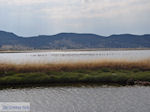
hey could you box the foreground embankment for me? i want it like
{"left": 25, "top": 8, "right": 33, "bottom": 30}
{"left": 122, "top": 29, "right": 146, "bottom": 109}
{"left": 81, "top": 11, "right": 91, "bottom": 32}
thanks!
{"left": 0, "top": 59, "right": 150, "bottom": 88}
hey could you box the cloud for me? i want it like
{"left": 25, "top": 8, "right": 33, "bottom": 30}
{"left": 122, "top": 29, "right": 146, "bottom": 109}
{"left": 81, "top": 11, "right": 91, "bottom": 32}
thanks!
{"left": 38, "top": 0, "right": 150, "bottom": 20}
{"left": 1, "top": 0, "right": 150, "bottom": 20}
{"left": 0, "top": 0, "right": 47, "bottom": 5}
{"left": 0, "top": 0, "right": 150, "bottom": 36}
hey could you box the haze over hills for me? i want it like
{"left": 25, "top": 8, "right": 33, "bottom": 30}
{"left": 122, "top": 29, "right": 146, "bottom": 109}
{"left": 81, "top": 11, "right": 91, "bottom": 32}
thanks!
{"left": 0, "top": 30, "right": 150, "bottom": 50}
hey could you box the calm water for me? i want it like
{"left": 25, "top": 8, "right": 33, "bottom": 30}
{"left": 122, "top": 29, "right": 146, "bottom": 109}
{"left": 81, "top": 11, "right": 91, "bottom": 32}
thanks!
{"left": 0, "top": 86, "right": 150, "bottom": 112}
{"left": 0, "top": 50, "right": 150, "bottom": 64}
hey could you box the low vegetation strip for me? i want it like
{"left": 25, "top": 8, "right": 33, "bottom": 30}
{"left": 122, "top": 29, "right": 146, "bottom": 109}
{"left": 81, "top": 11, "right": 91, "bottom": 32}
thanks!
{"left": 0, "top": 59, "right": 150, "bottom": 87}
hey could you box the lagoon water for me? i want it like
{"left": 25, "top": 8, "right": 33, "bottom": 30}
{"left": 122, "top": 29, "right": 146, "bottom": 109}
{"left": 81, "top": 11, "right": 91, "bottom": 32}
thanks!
{"left": 0, "top": 50, "right": 150, "bottom": 64}
{"left": 0, "top": 50, "right": 150, "bottom": 112}
{"left": 0, "top": 86, "right": 150, "bottom": 112}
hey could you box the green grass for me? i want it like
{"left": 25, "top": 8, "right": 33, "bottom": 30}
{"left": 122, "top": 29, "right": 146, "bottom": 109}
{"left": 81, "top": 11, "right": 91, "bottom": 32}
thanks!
{"left": 0, "top": 68, "right": 150, "bottom": 87}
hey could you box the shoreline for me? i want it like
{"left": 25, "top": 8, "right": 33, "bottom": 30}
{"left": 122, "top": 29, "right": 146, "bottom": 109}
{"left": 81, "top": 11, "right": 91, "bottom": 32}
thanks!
{"left": 0, "top": 48, "right": 150, "bottom": 53}
{"left": 0, "top": 82, "right": 146, "bottom": 90}
{"left": 0, "top": 76, "right": 150, "bottom": 90}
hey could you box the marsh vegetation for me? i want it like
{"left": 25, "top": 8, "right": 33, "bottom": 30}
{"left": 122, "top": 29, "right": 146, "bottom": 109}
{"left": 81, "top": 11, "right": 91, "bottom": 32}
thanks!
{"left": 0, "top": 59, "right": 150, "bottom": 87}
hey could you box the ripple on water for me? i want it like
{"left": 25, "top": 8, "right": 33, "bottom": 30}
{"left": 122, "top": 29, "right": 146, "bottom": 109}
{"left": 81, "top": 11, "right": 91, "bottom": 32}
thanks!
{"left": 0, "top": 86, "right": 150, "bottom": 112}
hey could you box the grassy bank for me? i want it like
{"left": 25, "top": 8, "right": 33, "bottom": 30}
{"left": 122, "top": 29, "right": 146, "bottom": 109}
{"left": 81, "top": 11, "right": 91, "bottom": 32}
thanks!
{"left": 0, "top": 60, "right": 150, "bottom": 88}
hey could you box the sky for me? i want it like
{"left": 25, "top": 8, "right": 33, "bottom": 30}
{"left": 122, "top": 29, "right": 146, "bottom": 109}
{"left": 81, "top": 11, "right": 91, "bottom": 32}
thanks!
{"left": 0, "top": 0, "right": 150, "bottom": 37}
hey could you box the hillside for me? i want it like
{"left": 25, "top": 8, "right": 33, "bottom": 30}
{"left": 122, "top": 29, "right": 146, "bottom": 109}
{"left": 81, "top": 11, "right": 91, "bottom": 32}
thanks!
{"left": 0, "top": 31, "right": 150, "bottom": 50}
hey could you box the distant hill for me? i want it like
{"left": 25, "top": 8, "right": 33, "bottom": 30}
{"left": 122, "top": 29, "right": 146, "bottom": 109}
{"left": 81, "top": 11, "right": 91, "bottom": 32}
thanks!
{"left": 0, "top": 30, "right": 150, "bottom": 50}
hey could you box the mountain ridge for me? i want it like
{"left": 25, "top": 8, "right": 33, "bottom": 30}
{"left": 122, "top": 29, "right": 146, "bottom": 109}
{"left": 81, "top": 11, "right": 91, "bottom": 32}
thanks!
{"left": 0, "top": 30, "right": 150, "bottom": 50}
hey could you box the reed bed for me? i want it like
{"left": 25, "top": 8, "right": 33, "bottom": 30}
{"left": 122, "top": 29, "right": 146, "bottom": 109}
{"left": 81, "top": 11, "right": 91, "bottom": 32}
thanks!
{"left": 0, "top": 59, "right": 150, "bottom": 87}
{"left": 0, "top": 59, "right": 150, "bottom": 73}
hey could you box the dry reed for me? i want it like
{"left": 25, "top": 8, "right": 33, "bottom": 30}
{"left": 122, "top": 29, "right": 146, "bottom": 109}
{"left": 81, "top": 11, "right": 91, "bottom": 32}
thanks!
{"left": 0, "top": 59, "right": 150, "bottom": 73}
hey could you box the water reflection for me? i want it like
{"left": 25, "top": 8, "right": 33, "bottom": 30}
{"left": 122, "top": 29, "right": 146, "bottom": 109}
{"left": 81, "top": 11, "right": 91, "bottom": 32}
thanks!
{"left": 0, "top": 50, "right": 150, "bottom": 64}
